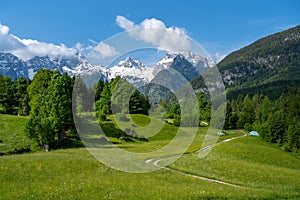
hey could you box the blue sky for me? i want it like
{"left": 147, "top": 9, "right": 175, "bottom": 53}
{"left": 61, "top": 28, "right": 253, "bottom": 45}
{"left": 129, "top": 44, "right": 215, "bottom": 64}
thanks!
{"left": 0, "top": 0, "right": 299, "bottom": 62}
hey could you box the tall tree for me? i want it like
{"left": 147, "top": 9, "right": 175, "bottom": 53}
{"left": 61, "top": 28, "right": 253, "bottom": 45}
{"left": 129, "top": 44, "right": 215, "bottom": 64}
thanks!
{"left": 95, "top": 79, "right": 105, "bottom": 102}
{"left": 237, "top": 95, "right": 255, "bottom": 129}
{"left": 25, "top": 70, "right": 75, "bottom": 147}
{"left": 72, "top": 76, "right": 90, "bottom": 113}
{"left": 286, "top": 119, "right": 300, "bottom": 152}
{"left": 0, "top": 75, "right": 13, "bottom": 114}
{"left": 129, "top": 89, "right": 150, "bottom": 115}
{"left": 267, "top": 110, "right": 286, "bottom": 143}
{"left": 25, "top": 69, "right": 55, "bottom": 144}
{"left": 95, "top": 83, "right": 112, "bottom": 121}
{"left": 12, "top": 77, "right": 30, "bottom": 115}
{"left": 167, "top": 103, "right": 180, "bottom": 119}
{"left": 224, "top": 101, "right": 238, "bottom": 129}
{"left": 47, "top": 73, "right": 75, "bottom": 142}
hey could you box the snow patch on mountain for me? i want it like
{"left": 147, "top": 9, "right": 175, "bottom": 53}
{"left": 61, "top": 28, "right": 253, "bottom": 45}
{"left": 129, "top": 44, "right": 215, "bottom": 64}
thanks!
{"left": 0, "top": 52, "right": 106, "bottom": 80}
{"left": 101, "top": 57, "right": 155, "bottom": 87}
{"left": 28, "top": 68, "right": 34, "bottom": 80}
{"left": 96, "top": 52, "right": 214, "bottom": 87}
{"left": 1, "top": 50, "right": 213, "bottom": 88}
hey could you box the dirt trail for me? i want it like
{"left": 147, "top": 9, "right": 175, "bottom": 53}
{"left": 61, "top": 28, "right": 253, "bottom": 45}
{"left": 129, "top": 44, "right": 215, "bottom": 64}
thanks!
{"left": 145, "top": 132, "right": 248, "bottom": 188}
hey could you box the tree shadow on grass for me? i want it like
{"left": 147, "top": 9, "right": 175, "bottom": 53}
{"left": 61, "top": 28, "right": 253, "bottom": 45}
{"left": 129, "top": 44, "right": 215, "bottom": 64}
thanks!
{"left": 77, "top": 119, "right": 148, "bottom": 149}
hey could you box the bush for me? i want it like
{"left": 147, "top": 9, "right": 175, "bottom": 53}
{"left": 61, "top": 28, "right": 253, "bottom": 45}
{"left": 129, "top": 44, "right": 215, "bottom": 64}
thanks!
{"left": 98, "top": 112, "right": 107, "bottom": 121}
{"left": 173, "top": 115, "right": 181, "bottom": 126}
{"left": 244, "top": 123, "right": 252, "bottom": 132}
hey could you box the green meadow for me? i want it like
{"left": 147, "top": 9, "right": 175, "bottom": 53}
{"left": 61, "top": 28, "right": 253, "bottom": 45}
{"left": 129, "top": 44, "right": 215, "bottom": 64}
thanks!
{"left": 0, "top": 114, "right": 33, "bottom": 155}
{"left": 1, "top": 114, "right": 300, "bottom": 199}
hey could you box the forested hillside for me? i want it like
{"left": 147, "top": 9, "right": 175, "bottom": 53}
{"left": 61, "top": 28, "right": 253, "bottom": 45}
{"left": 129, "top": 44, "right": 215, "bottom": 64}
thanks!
{"left": 217, "top": 25, "right": 300, "bottom": 152}
{"left": 191, "top": 25, "right": 300, "bottom": 100}
{"left": 220, "top": 25, "right": 300, "bottom": 99}
{"left": 189, "top": 25, "right": 300, "bottom": 153}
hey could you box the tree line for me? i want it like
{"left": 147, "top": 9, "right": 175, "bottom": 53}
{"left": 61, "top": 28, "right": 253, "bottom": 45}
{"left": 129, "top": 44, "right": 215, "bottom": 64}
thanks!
{"left": 94, "top": 76, "right": 151, "bottom": 122}
{"left": 1, "top": 69, "right": 299, "bottom": 153}
{"left": 224, "top": 89, "right": 300, "bottom": 153}
{"left": 166, "top": 92, "right": 211, "bottom": 127}
{"left": 24, "top": 69, "right": 76, "bottom": 148}
{"left": 165, "top": 87, "right": 300, "bottom": 153}
{"left": 0, "top": 75, "right": 30, "bottom": 115}
{"left": 0, "top": 70, "right": 151, "bottom": 149}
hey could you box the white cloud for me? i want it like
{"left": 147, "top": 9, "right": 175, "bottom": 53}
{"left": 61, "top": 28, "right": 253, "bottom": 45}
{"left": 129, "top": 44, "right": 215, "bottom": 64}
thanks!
{"left": 214, "top": 52, "right": 226, "bottom": 63}
{"left": 116, "top": 16, "right": 191, "bottom": 52}
{"left": 11, "top": 41, "right": 77, "bottom": 60}
{"left": 0, "top": 23, "right": 9, "bottom": 35}
{"left": 0, "top": 22, "right": 77, "bottom": 60}
{"left": 89, "top": 42, "right": 118, "bottom": 59}
{"left": 0, "top": 22, "right": 25, "bottom": 52}
{"left": 74, "top": 42, "right": 84, "bottom": 52}
{"left": 116, "top": 16, "right": 135, "bottom": 30}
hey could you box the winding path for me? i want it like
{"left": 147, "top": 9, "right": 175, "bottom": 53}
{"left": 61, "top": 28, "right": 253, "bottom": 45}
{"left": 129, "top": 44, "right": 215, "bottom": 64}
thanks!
{"left": 145, "top": 132, "right": 248, "bottom": 188}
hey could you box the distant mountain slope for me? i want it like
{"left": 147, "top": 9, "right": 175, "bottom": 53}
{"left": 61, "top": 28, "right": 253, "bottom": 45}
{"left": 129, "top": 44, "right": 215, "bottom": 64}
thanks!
{"left": 192, "top": 25, "right": 300, "bottom": 99}
{"left": 0, "top": 53, "right": 28, "bottom": 79}
{"left": 0, "top": 50, "right": 212, "bottom": 89}
{"left": 101, "top": 57, "right": 155, "bottom": 87}
{"left": 0, "top": 52, "right": 106, "bottom": 80}
{"left": 101, "top": 52, "right": 214, "bottom": 88}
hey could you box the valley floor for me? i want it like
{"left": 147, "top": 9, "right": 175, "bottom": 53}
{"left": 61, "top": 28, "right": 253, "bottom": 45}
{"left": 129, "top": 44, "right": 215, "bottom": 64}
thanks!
{"left": 1, "top": 114, "right": 300, "bottom": 199}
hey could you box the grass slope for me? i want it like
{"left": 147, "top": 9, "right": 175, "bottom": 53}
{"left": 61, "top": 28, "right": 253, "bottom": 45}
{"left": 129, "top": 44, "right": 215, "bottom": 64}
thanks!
{"left": 0, "top": 114, "right": 32, "bottom": 154}
{"left": 168, "top": 136, "right": 300, "bottom": 198}
{"left": 1, "top": 114, "right": 300, "bottom": 199}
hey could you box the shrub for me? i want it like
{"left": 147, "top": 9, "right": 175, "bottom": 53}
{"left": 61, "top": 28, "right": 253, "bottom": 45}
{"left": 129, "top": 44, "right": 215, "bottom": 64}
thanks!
{"left": 244, "top": 123, "right": 252, "bottom": 132}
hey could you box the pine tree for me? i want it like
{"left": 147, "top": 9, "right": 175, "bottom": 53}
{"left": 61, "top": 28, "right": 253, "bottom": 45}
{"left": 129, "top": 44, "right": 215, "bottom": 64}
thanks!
{"left": 25, "top": 70, "right": 75, "bottom": 148}
{"left": 267, "top": 110, "right": 286, "bottom": 143}
{"left": 72, "top": 76, "right": 90, "bottom": 113}
{"left": 0, "top": 75, "right": 13, "bottom": 114}
{"left": 12, "top": 77, "right": 30, "bottom": 115}
{"left": 237, "top": 95, "right": 255, "bottom": 129}
{"left": 25, "top": 69, "right": 55, "bottom": 144}
{"left": 95, "top": 79, "right": 105, "bottom": 102}
{"left": 167, "top": 103, "right": 180, "bottom": 119}
{"left": 224, "top": 101, "right": 238, "bottom": 129}
{"left": 286, "top": 119, "right": 300, "bottom": 152}
{"left": 129, "top": 90, "right": 150, "bottom": 115}
{"left": 95, "top": 83, "right": 111, "bottom": 121}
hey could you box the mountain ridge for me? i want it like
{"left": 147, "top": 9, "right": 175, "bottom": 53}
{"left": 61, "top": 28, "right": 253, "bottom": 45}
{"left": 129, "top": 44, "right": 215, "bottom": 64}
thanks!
{"left": 0, "top": 52, "right": 107, "bottom": 80}
{"left": 191, "top": 25, "right": 300, "bottom": 100}
{"left": 0, "top": 51, "right": 211, "bottom": 87}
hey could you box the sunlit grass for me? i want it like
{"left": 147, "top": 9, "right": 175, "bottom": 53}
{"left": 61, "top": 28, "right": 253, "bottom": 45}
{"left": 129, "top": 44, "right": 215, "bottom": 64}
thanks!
{"left": 1, "top": 114, "right": 300, "bottom": 199}
{"left": 0, "top": 148, "right": 278, "bottom": 199}
{"left": 168, "top": 136, "right": 300, "bottom": 198}
{"left": 0, "top": 114, "right": 33, "bottom": 154}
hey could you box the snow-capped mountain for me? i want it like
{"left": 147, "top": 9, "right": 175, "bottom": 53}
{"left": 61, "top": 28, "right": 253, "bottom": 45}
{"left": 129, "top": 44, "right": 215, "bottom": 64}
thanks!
{"left": 168, "top": 54, "right": 200, "bottom": 81}
{"left": 26, "top": 55, "right": 58, "bottom": 79}
{"left": 181, "top": 51, "right": 215, "bottom": 69}
{"left": 154, "top": 52, "right": 214, "bottom": 77}
{"left": 100, "top": 52, "right": 214, "bottom": 87}
{"left": 60, "top": 53, "right": 105, "bottom": 78}
{"left": 0, "top": 52, "right": 106, "bottom": 80}
{"left": 101, "top": 57, "right": 155, "bottom": 87}
{"left": 0, "top": 53, "right": 28, "bottom": 79}
{"left": 0, "top": 51, "right": 213, "bottom": 87}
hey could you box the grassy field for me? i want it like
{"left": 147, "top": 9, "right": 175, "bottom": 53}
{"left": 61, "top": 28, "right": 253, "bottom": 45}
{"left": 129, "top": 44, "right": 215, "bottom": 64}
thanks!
{"left": 1, "top": 114, "right": 300, "bottom": 199}
{"left": 0, "top": 114, "right": 33, "bottom": 155}
{"left": 167, "top": 136, "right": 300, "bottom": 198}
